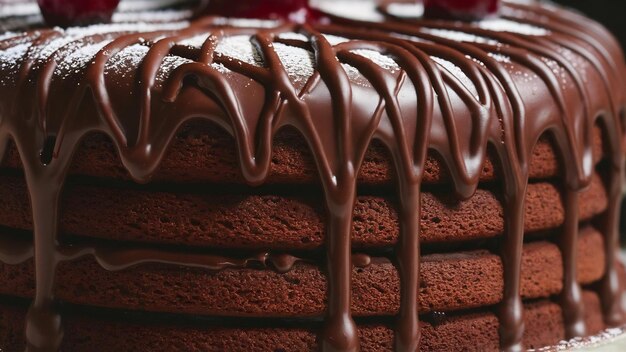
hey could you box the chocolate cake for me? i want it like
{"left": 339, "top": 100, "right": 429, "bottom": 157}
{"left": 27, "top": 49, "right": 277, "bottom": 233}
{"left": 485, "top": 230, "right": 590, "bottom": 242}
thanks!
{"left": 0, "top": 0, "right": 625, "bottom": 351}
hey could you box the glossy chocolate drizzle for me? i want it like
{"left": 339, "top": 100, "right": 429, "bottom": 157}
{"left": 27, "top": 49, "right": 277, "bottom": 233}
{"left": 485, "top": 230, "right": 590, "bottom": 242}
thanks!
{"left": 0, "top": 0, "right": 625, "bottom": 351}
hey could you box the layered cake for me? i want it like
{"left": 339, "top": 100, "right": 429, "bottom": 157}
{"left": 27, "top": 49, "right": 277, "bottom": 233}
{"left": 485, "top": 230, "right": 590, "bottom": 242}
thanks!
{"left": 0, "top": 0, "right": 625, "bottom": 351}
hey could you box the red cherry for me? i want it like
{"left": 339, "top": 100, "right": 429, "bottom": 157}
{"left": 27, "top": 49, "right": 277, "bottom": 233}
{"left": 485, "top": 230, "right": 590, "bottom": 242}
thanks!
{"left": 37, "top": 0, "right": 121, "bottom": 27}
{"left": 423, "top": 0, "right": 500, "bottom": 21}
{"left": 200, "top": 0, "right": 324, "bottom": 24}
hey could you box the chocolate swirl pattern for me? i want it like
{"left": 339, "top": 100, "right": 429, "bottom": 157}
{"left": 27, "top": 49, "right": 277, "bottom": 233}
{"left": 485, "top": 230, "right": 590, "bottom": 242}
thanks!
{"left": 0, "top": 0, "right": 625, "bottom": 351}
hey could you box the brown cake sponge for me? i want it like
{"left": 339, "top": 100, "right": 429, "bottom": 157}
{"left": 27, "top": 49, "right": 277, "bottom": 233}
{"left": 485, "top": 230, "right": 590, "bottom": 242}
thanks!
{"left": 0, "top": 174, "right": 608, "bottom": 249}
{"left": 0, "top": 123, "right": 604, "bottom": 186}
{"left": 0, "top": 227, "right": 605, "bottom": 317}
{"left": 0, "top": 291, "right": 606, "bottom": 351}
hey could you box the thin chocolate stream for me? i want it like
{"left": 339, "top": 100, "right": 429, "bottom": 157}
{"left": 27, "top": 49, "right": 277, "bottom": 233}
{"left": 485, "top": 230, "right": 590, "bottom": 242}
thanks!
{"left": 0, "top": 235, "right": 384, "bottom": 276}
{"left": 61, "top": 247, "right": 305, "bottom": 274}
{"left": 322, "top": 22, "right": 527, "bottom": 349}
{"left": 560, "top": 189, "right": 587, "bottom": 337}
{"left": 0, "top": 1, "right": 625, "bottom": 351}
{"left": 337, "top": 42, "right": 432, "bottom": 351}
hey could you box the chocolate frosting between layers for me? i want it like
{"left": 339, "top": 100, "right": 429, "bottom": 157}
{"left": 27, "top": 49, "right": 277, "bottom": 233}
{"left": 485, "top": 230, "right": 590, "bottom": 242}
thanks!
{"left": 0, "top": 0, "right": 625, "bottom": 351}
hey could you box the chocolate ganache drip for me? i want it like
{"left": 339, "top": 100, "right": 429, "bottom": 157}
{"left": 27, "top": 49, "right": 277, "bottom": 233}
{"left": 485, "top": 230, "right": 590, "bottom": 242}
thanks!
{"left": 0, "top": 0, "right": 625, "bottom": 351}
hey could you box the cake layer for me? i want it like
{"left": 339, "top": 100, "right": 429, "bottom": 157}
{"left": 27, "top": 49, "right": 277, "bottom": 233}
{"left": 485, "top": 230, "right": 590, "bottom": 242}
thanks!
{"left": 0, "top": 123, "right": 604, "bottom": 186}
{"left": 0, "top": 174, "right": 608, "bottom": 249}
{"left": 0, "top": 291, "right": 606, "bottom": 351}
{"left": 0, "top": 227, "right": 604, "bottom": 317}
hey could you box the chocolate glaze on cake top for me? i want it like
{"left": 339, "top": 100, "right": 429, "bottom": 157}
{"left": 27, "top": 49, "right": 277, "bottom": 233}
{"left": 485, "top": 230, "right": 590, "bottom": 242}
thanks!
{"left": 0, "top": 0, "right": 625, "bottom": 351}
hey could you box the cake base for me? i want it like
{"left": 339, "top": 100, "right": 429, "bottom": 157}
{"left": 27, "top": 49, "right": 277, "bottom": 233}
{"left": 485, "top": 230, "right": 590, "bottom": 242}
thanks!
{"left": 0, "top": 290, "right": 609, "bottom": 351}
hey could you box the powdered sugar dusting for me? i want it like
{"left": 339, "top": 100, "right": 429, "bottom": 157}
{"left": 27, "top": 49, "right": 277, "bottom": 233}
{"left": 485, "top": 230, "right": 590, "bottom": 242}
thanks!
{"left": 105, "top": 44, "right": 149, "bottom": 78}
{"left": 529, "top": 326, "right": 626, "bottom": 351}
{"left": 488, "top": 52, "right": 511, "bottom": 63}
{"left": 277, "top": 33, "right": 309, "bottom": 42}
{"left": 210, "top": 62, "right": 230, "bottom": 74}
{"left": 55, "top": 41, "right": 112, "bottom": 80}
{"left": 179, "top": 32, "right": 377, "bottom": 87}
{"left": 0, "top": 41, "right": 30, "bottom": 83}
{"left": 157, "top": 55, "right": 192, "bottom": 85}
{"left": 352, "top": 49, "right": 400, "bottom": 73}
{"left": 215, "top": 35, "right": 262, "bottom": 66}
{"left": 324, "top": 34, "right": 350, "bottom": 46}
{"left": 188, "top": 32, "right": 383, "bottom": 87}
{"left": 21, "top": 21, "right": 184, "bottom": 75}
{"left": 179, "top": 34, "right": 211, "bottom": 48}
{"left": 556, "top": 45, "right": 590, "bottom": 83}
{"left": 102, "top": 43, "right": 192, "bottom": 87}
{"left": 19, "top": 21, "right": 188, "bottom": 72}
{"left": 28, "top": 34, "right": 74, "bottom": 66}
{"left": 64, "top": 22, "right": 187, "bottom": 37}
{"left": 342, "top": 63, "right": 371, "bottom": 87}
{"left": 432, "top": 56, "right": 478, "bottom": 98}
{"left": 541, "top": 56, "right": 569, "bottom": 88}
{"left": 113, "top": 10, "right": 193, "bottom": 24}
{"left": 478, "top": 19, "right": 550, "bottom": 36}
{"left": 211, "top": 17, "right": 280, "bottom": 28}
{"left": 274, "top": 42, "right": 315, "bottom": 84}
{"left": 421, "top": 28, "right": 498, "bottom": 45}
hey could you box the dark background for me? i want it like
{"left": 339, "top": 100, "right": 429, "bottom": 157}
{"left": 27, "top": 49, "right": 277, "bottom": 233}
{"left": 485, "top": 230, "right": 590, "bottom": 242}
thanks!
{"left": 553, "top": 0, "right": 626, "bottom": 51}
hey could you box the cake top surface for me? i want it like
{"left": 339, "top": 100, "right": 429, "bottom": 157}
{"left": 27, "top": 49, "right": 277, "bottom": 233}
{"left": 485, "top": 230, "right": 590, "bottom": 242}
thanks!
{"left": 0, "top": 0, "right": 623, "bottom": 189}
